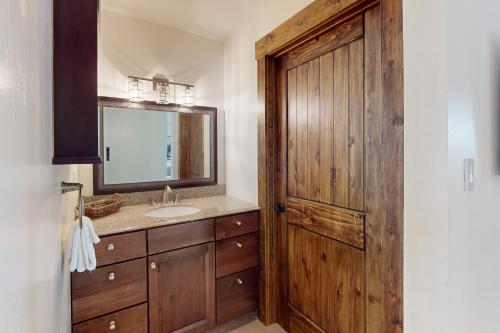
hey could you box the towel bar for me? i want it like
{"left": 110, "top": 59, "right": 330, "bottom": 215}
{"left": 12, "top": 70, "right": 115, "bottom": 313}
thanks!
{"left": 61, "top": 182, "right": 85, "bottom": 228}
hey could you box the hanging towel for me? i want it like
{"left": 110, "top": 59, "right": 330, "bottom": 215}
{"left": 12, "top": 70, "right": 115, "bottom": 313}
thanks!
{"left": 69, "top": 216, "right": 100, "bottom": 272}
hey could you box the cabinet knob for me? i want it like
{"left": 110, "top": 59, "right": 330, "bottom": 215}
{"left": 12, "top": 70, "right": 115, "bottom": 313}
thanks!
{"left": 107, "top": 243, "right": 115, "bottom": 251}
{"left": 150, "top": 262, "right": 157, "bottom": 270}
{"left": 236, "top": 241, "right": 243, "bottom": 248}
{"left": 109, "top": 320, "right": 116, "bottom": 330}
{"left": 237, "top": 278, "right": 244, "bottom": 285}
{"left": 108, "top": 272, "right": 116, "bottom": 281}
{"left": 235, "top": 220, "right": 242, "bottom": 227}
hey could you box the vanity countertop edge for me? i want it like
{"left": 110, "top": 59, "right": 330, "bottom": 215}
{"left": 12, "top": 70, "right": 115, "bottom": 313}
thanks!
{"left": 92, "top": 195, "right": 260, "bottom": 237}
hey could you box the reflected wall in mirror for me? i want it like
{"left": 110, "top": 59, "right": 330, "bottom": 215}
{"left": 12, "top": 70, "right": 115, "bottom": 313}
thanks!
{"left": 94, "top": 97, "right": 217, "bottom": 194}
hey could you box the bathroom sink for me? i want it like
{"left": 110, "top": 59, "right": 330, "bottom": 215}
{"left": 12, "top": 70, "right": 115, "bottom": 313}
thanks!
{"left": 145, "top": 205, "right": 201, "bottom": 218}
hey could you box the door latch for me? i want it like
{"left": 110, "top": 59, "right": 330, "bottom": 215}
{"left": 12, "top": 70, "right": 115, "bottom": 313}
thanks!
{"left": 274, "top": 203, "right": 287, "bottom": 213}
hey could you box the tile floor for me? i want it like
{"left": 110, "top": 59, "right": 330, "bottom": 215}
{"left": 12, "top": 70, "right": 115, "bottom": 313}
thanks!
{"left": 229, "top": 321, "right": 286, "bottom": 333}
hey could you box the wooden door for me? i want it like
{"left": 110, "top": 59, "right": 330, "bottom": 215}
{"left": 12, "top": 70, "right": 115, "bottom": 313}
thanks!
{"left": 149, "top": 243, "right": 216, "bottom": 333}
{"left": 276, "top": 7, "right": 382, "bottom": 333}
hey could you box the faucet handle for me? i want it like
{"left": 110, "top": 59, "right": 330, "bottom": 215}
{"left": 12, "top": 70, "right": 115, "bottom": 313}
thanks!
{"left": 150, "top": 198, "right": 157, "bottom": 207}
{"left": 174, "top": 194, "right": 181, "bottom": 205}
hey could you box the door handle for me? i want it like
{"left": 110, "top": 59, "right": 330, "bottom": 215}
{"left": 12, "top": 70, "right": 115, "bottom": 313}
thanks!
{"left": 275, "top": 203, "right": 287, "bottom": 213}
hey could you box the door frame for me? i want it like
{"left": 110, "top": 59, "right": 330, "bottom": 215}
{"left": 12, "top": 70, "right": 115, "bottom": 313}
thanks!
{"left": 255, "top": 0, "right": 404, "bottom": 332}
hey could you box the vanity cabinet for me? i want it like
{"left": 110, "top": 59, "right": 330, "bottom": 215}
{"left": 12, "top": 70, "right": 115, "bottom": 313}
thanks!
{"left": 70, "top": 210, "right": 259, "bottom": 333}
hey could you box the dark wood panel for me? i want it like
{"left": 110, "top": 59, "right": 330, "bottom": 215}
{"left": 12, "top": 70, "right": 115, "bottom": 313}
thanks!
{"left": 319, "top": 52, "right": 335, "bottom": 204}
{"left": 285, "top": 15, "right": 364, "bottom": 69}
{"left": 333, "top": 45, "right": 350, "bottom": 207}
{"left": 149, "top": 243, "right": 216, "bottom": 333}
{"left": 288, "top": 67, "right": 298, "bottom": 197}
{"left": 53, "top": 0, "right": 100, "bottom": 164}
{"left": 179, "top": 114, "right": 205, "bottom": 179}
{"left": 348, "top": 39, "right": 365, "bottom": 211}
{"left": 148, "top": 219, "right": 214, "bottom": 255}
{"left": 289, "top": 306, "right": 325, "bottom": 333}
{"left": 216, "top": 233, "right": 259, "bottom": 278}
{"left": 334, "top": 241, "right": 365, "bottom": 333}
{"left": 71, "top": 258, "right": 147, "bottom": 323}
{"left": 72, "top": 303, "right": 148, "bottom": 333}
{"left": 296, "top": 63, "right": 309, "bottom": 198}
{"left": 95, "top": 231, "right": 146, "bottom": 267}
{"left": 216, "top": 267, "right": 259, "bottom": 324}
{"left": 307, "top": 58, "right": 321, "bottom": 201}
{"left": 319, "top": 237, "right": 335, "bottom": 331}
{"left": 215, "top": 211, "right": 259, "bottom": 240}
{"left": 364, "top": 7, "right": 384, "bottom": 333}
{"left": 287, "top": 197, "right": 365, "bottom": 249}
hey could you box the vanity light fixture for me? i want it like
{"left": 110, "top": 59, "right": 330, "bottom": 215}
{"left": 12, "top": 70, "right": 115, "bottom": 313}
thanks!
{"left": 128, "top": 77, "right": 144, "bottom": 102}
{"left": 127, "top": 75, "right": 195, "bottom": 106}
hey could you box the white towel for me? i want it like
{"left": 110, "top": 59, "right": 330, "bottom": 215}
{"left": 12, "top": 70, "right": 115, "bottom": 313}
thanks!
{"left": 69, "top": 216, "right": 100, "bottom": 272}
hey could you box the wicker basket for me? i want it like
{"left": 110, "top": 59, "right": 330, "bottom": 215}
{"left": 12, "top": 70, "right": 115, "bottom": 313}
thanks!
{"left": 85, "top": 193, "right": 125, "bottom": 218}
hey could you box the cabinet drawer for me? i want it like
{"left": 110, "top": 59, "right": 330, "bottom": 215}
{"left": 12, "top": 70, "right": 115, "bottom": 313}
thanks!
{"left": 216, "top": 232, "right": 259, "bottom": 278}
{"left": 217, "top": 267, "right": 259, "bottom": 324}
{"left": 148, "top": 219, "right": 214, "bottom": 254}
{"left": 95, "top": 231, "right": 146, "bottom": 267}
{"left": 71, "top": 258, "right": 147, "bottom": 323}
{"left": 72, "top": 303, "right": 148, "bottom": 333}
{"left": 215, "top": 211, "right": 259, "bottom": 240}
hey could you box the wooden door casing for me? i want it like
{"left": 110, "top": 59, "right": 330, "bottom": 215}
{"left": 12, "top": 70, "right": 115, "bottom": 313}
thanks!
{"left": 148, "top": 243, "right": 216, "bottom": 333}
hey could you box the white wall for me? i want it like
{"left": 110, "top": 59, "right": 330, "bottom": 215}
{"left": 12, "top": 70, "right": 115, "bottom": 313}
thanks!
{"left": 403, "top": 0, "right": 449, "bottom": 332}
{"left": 224, "top": 0, "right": 314, "bottom": 204}
{"left": 0, "top": 0, "right": 77, "bottom": 332}
{"left": 80, "top": 10, "right": 225, "bottom": 195}
{"left": 448, "top": 2, "right": 500, "bottom": 332}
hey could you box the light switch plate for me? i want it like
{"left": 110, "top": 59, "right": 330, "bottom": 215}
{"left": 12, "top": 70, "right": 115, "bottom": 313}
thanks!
{"left": 464, "top": 158, "right": 474, "bottom": 192}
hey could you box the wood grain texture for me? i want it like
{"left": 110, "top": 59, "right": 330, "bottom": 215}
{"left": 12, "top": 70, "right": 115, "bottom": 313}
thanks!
{"left": 255, "top": 0, "right": 362, "bottom": 59}
{"left": 215, "top": 211, "right": 259, "bottom": 240}
{"left": 307, "top": 58, "right": 321, "bottom": 201}
{"left": 333, "top": 45, "right": 350, "bottom": 208}
{"left": 71, "top": 258, "right": 147, "bottom": 323}
{"left": 73, "top": 303, "right": 148, "bottom": 333}
{"left": 287, "top": 197, "right": 365, "bottom": 249}
{"left": 216, "top": 267, "right": 259, "bottom": 324}
{"left": 348, "top": 39, "right": 365, "bottom": 211}
{"left": 285, "top": 15, "right": 364, "bottom": 69}
{"left": 364, "top": 7, "right": 384, "bottom": 333}
{"left": 296, "top": 62, "right": 309, "bottom": 198}
{"left": 95, "top": 231, "right": 146, "bottom": 267}
{"left": 147, "top": 219, "right": 214, "bottom": 255}
{"left": 289, "top": 306, "right": 325, "bottom": 333}
{"left": 148, "top": 243, "right": 216, "bottom": 333}
{"left": 287, "top": 67, "right": 298, "bottom": 197}
{"left": 216, "top": 232, "right": 259, "bottom": 278}
{"left": 319, "top": 52, "right": 335, "bottom": 204}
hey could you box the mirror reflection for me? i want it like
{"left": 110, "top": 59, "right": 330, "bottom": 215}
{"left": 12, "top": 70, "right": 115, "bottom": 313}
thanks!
{"left": 102, "top": 106, "right": 211, "bottom": 185}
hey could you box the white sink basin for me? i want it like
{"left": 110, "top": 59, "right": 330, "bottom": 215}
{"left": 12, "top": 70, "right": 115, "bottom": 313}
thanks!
{"left": 145, "top": 205, "right": 201, "bottom": 218}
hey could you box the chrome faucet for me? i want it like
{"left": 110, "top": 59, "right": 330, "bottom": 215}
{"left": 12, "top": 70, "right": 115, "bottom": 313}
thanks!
{"left": 163, "top": 186, "right": 173, "bottom": 206}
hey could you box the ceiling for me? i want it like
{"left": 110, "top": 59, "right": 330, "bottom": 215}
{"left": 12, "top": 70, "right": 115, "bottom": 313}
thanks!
{"left": 102, "top": 0, "right": 272, "bottom": 40}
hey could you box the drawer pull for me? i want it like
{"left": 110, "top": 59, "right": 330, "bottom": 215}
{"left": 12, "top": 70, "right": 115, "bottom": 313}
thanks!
{"left": 235, "top": 220, "right": 242, "bottom": 226}
{"left": 107, "top": 243, "right": 115, "bottom": 251}
{"left": 108, "top": 272, "right": 116, "bottom": 281}
{"left": 150, "top": 262, "right": 157, "bottom": 270}
{"left": 236, "top": 241, "right": 243, "bottom": 248}
{"left": 236, "top": 278, "right": 244, "bottom": 285}
{"left": 109, "top": 320, "right": 116, "bottom": 330}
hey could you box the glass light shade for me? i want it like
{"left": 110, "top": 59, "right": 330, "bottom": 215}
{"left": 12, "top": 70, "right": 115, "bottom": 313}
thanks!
{"left": 184, "top": 86, "right": 195, "bottom": 106}
{"left": 156, "top": 82, "right": 170, "bottom": 104}
{"left": 174, "top": 84, "right": 186, "bottom": 105}
{"left": 128, "top": 78, "right": 144, "bottom": 102}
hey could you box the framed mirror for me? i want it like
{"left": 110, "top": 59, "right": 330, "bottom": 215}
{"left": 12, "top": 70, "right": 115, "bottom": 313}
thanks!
{"left": 94, "top": 97, "right": 217, "bottom": 194}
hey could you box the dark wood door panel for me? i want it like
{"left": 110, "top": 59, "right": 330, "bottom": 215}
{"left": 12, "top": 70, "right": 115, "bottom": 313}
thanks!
{"left": 288, "top": 225, "right": 365, "bottom": 333}
{"left": 287, "top": 197, "right": 365, "bottom": 249}
{"left": 71, "top": 258, "right": 147, "bottom": 323}
{"left": 216, "top": 233, "right": 259, "bottom": 278}
{"left": 149, "top": 243, "right": 216, "bottom": 333}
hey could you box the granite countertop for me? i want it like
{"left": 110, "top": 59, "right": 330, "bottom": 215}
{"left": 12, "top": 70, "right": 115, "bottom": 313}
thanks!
{"left": 92, "top": 195, "right": 259, "bottom": 236}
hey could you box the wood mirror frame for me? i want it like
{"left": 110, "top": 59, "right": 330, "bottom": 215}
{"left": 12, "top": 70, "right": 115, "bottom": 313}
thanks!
{"left": 93, "top": 96, "right": 217, "bottom": 195}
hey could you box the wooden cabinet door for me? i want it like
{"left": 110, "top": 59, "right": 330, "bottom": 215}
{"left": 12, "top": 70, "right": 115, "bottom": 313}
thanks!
{"left": 276, "top": 7, "right": 382, "bottom": 333}
{"left": 149, "top": 243, "right": 216, "bottom": 333}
